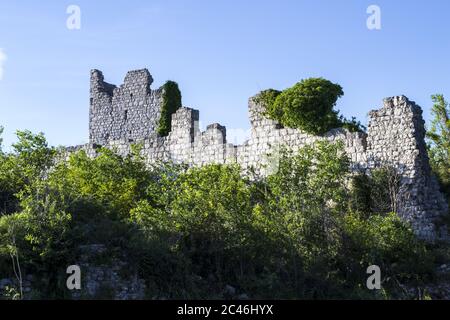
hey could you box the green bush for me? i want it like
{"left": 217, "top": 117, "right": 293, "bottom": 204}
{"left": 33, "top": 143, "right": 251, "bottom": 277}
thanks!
{"left": 340, "top": 116, "right": 366, "bottom": 133}
{"left": 157, "top": 81, "right": 182, "bottom": 137}
{"left": 350, "top": 167, "right": 401, "bottom": 218}
{"left": 265, "top": 78, "right": 343, "bottom": 134}
{"left": 341, "top": 212, "right": 434, "bottom": 297}
{"left": 258, "top": 78, "right": 365, "bottom": 134}
{"left": 0, "top": 130, "right": 56, "bottom": 215}
{"left": 0, "top": 130, "right": 438, "bottom": 299}
{"left": 254, "top": 89, "right": 282, "bottom": 119}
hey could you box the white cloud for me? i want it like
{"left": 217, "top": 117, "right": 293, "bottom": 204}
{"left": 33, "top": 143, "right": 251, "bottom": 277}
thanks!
{"left": 0, "top": 49, "right": 7, "bottom": 80}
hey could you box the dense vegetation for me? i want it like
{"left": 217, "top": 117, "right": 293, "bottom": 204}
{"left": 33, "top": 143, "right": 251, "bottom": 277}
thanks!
{"left": 256, "top": 78, "right": 365, "bottom": 134}
{"left": 157, "top": 81, "right": 182, "bottom": 137}
{"left": 427, "top": 94, "right": 450, "bottom": 205}
{"left": 0, "top": 128, "right": 443, "bottom": 300}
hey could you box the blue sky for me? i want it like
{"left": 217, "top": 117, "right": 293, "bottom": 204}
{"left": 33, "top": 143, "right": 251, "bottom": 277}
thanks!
{"left": 0, "top": 0, "right": 449, "bottom": 148}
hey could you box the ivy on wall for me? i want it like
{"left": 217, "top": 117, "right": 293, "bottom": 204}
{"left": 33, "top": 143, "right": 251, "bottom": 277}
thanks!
{"left": 157, "top": 81, "right": 182, "bottom": 137}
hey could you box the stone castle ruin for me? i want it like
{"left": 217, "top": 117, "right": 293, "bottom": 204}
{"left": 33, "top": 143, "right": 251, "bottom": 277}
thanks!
{"left": 73, "top": 68, "right": 448, "bottom": 241}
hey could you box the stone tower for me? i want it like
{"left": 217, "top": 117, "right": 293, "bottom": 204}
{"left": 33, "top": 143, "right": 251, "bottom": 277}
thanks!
{"left": 366, "top": 96, "right": 448, "bottom": 240}
{"left": 89, "top": 69, "right": 163, "bottom": 145}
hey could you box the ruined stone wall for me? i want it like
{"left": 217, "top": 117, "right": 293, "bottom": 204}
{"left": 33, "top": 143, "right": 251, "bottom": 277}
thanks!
{"left": 235, "top": 97, "right": 368, "bottom": 176}
{"left": 82, "top": 69, "right": 448, "bottom": 241}
{"left": 366, "top": 96, "right": 448, "bottom": 240}
{"left": 89, "top": 69, "right": 163, "bottom": 145}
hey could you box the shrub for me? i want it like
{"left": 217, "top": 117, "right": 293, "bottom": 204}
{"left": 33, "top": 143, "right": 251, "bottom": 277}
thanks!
{"left": 262, "top": 141, "right": 433, "bottom": 298}
{"left": 341, "top": 212, "right": 434, "bottom": 297}
{"left": 340, "top": 116, "right": 366, "bottom": 133}
{"left": 259, "top": 78, "right": 365, "bottom": 134}
{"left": 350, "top": 167, "right": 401, "bottom": 217}
{"left": 0, "top": 130, "right": 56, "bottom": 215}
{"left": 254, "top": 89, "right": 282, "bottom": 118}
{"left": 265, "top": 78, "right": 344, "bottom": 134}
{"left": 157, "top": 81, "right": 182, "bottom": 137}
{"left": 0, "top": 131, "right": 438, "bottom": 299}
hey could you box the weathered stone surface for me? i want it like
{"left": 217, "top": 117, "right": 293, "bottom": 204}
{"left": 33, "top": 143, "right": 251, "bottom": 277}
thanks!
{"left": 73, "top": 69, "right": 448, "bottom": 241}
{"left": 366, "top": 96, "right": 448, "bottom": 241}
{"left": 89, "top": 69, "right": 163, "bottom": 145}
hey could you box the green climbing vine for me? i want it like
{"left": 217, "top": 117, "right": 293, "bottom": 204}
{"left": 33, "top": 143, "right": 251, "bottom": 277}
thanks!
{"left": 157, "top": 81, "right": 182, "bottom": 137}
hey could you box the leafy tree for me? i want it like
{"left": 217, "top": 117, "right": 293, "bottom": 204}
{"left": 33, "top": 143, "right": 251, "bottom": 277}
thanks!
{"left": 0, "top": 130, "right": 55, "bottom": 215}
{"left": 427, "top": 94, "right": 450, "bottom": 201}
{"left": 0, "top": 131, "right": 439, "bottom": 299}
{"left": 12, "top": 130, "right": 55, "bottom": 181}
{"left": 0, "top": 131, "right": 67, "bottom": 297}
{"left": 261, "top": 141, "right": 432, "bottom": 298}
{"left": 139, "top": 165, "right": 254, "bottom": 281}
{"left": 262, "top": 141, "right": 351, "bottom": 297}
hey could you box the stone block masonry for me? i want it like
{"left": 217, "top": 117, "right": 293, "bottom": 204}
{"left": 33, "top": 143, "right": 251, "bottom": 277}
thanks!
{"left": 366, "top": 96, "right": 448, "bottom": 240}
{"left": 89, "top": 69, "right": 163, "bottom": 145}
{"left": 74, "top": 68, "right": 448, "bottom": 241}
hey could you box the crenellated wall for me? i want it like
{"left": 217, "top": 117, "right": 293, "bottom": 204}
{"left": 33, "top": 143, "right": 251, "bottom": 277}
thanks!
{"left": 89, "top": 69, "right": 163, "bottom": 145}
{"left": 74, "top": 68, "right": 448, "bottom": 241}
